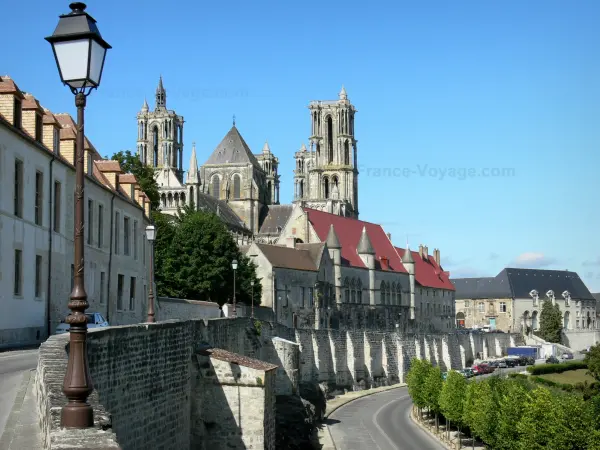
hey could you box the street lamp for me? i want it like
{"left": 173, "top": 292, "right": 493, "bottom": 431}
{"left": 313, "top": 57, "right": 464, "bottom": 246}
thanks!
{"left": 250, "top": 280, "right": 255, "bottom": 318}
{"left": 145, "top": 225, "right": 156, "bottom": 323}
{"left": 232, "top": 259, "right": 238, "bottom": 317}
{"left": 45, "top": 2, "right": 111, "bottom": 429}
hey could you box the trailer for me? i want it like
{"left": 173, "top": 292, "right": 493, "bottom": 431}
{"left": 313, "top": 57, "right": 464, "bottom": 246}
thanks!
{"left": 506, "top": 346, "right": 540, "bottom": 359}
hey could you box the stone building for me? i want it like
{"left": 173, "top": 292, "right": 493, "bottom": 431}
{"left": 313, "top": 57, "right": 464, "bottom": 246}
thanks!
{"left": 0, "top": 75, "right": 153, "bottom": 349}
{"left": 453, "top": 268, "right": 597, "bottom": 334}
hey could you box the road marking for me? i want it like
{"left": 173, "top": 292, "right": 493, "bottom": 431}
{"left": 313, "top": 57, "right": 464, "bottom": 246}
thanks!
{"left": 372, "top": 394, "right": 409, "bottom": 450}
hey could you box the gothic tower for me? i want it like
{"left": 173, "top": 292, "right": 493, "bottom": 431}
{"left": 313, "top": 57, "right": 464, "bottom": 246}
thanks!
{"left": 255, "top": 141, "right": 281, "bottom": 205}
{"left": 136, "top": 76, "right": 185, "bottom": 182}
{"left": 294, "top": 86, "right": 359, "bottom": 218}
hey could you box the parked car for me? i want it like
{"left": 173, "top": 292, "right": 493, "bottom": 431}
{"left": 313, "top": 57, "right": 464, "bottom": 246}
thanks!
{"left": 55, "top": 313, "right": 109, "bottom": 335}
{"left": 497, "top": 360, "right": 508, "bottom": 368}
{"left": 505, "top": 358, "right": 518, "bottom": 368}
{"left": 561, "top": 353, "right": 574, "bottom": 360}
{"left": 460, "top": 368, "right": 475, "bottom": 378}
{"left": 546, "top": 356, "right": 560, "bottom": 364}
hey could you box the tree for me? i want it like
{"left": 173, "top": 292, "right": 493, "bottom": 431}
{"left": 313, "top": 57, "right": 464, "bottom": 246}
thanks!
{"left": 111, "top": 150, "right": 160, "bottom": 210}
{"left": 538, "top": 299, "right": 563, "bottom": 343}
{"left": 154, "top": 209, "right": 261, "bottom": 304}
{"left": 517, "top": 387, "right": 566, "bottom": 450}
{"left": 469, "top": 378, "right": 500, "bottom": 448}
{"left": 406, "top": 358, "right": 430, "bottom": 418}
{"left": 494, "top": 378, "right": 529, "bottom": 450}
{"left": 423, "top": 365, "right": 444, "bottom": 432}
{"left": 151, "top": 211, "right": 177, "bottom": 297}
{"left": 585, "top": 343, "right": 600, "bottom": 382}
{"left": 461, "top": 381, "right": 478, "bottom": 449}
{"left": 439, "top": 370, "right": 467, "bottom": 444}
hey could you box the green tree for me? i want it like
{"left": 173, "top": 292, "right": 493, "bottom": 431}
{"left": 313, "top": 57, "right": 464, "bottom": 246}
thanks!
{"left": 155, "top": 209, "right": 261, "bottom": 304}
{"left": 461, "top": 381, "right": 479, "bottom": 449}
{"left": 585, "top": 343, "right": 600, "bottom": 382}
{"left": 470, "top": 378, "right": 500, "bottom": 448}
{"left": 439, "top": 370, "right": 467, "bottom": 443}
{"left": 423, "top": 365, "right": 444, "bottom": 432}
{"left": 407, "top": 358, "right": 431, "bottom": 419}
{"left": 111, "top": 150, "right": 160, "bottom": 210}
{"left": 559, "top": 392, "right": 595, "bottom": 449}
{"left": 151, "top": 211, "right": 177, "bottom": 297}
{"left": 517, "top": 387, "right": 567, "bottom": 450}
{"left": 494, "top": 378, "right": 529, "bottom": 450}
{"left": 538, "top": 299, "right": 563, "bottom": 343}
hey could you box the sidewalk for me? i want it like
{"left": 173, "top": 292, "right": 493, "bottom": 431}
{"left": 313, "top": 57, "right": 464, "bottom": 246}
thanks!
{"left": 0, "top": 369, "right": 43, "bottom": 450}
{"left": 317, "top": 384, "right": 406, "bottom": 450}
{"left": 409, "top": 409, "right": 486, "bottom": 450}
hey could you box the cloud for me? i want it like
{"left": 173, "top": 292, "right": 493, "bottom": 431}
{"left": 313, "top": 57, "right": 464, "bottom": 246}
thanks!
{"left": 583, "top": 257, "right": 600, "bottom": 267}
{"left": 510, "top": 252, "right": 556, "bottom": 269}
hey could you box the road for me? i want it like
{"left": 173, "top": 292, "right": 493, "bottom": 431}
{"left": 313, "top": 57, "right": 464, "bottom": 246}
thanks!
{"left": 328, "top": 387, "right": 444, "bottom": 450}
{"left": 0, "top": 350, "right": 39, "bottom": 438}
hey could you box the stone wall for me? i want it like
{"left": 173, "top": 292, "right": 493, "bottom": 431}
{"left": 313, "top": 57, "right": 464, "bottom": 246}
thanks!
{"left": 157, "top": 297, "right": 222, "bottom": 321}
{"left": 562, "top": 330, "right": 600, "bottom": 351}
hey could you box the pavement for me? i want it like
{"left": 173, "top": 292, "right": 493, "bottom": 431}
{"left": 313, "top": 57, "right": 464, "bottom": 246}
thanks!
{"left": 0, "top": 349, "right": 41, "bottom": 450}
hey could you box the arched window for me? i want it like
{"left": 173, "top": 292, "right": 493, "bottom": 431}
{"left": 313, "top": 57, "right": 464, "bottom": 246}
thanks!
{"left": 316, "top": 142, "right": 320, "bottom": 156}
{"left": 357, "top": 279, "right": 362, "bottom": 303}
{"left": 267, "top": 180, "right": 272, "bottom": 201}
{"left": 323, "top": 177, "right": 329, "bottom": 199}
{"left": 397, "top": 284, "right": 402, "bottom": 305}
{"left": 174, "top": 192, "right": 179, "bottom": 207}
{"left": 211, "top": 175, "right": 220, "bottom": 199}
{"left": 168, "top": 193, "right": 173, "bottom": 207}
{"left": 327, "top": 116, "right": 333, "bottom": 163}
{"left": 299, "top": 180, "right": 304, "bottom": 198}
{"left": 189, "top": 187, "right": 193, "bottom": 205}
{"left": 380, "top": 281, "right": 386, "bottom": 304}
{"left": 344, "top": 140, "right": 350, "bottom": 165}
{"left": 181, "top": 192, "right": 186, "bottom": 205}
{"left": 161, "top": 193, "right": 166, "bottom": 208}
{"left": 391, "top": 283, "right": 396, "bottom": 305}
{"left": 344, "top": 278, "right": 350, "bottom": 303}
{"left": 233, "top": 174, "right": 241, "bottom": 199}
{"left": 350, "top": 278, "right": 356, "bottom": 303}
{"left": 153, "top": 126, "right": 159, "bottom": 166}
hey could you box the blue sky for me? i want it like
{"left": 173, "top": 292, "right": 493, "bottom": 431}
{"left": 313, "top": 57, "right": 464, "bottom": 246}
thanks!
{"left": 2, "top": 0, "right": 599, "bottom": 290}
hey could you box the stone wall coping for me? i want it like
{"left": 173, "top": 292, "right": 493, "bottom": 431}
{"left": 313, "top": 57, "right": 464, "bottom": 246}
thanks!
{"left": 200, "top": 347, "right": 278, "bottom": 372}
{"left": 158, "top": 297, "right": 220, "bottom": 307}
{"left": 272, "top": 336, "right": 299, "bottom": 346}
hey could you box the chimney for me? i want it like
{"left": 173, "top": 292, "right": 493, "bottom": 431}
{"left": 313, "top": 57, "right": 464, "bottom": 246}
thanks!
{"left": 286, "top": 237, "right": 296, "bottom": 248}
{"left": 386, "top": 232, "right": 392, "bottom": 241}
{"left": 423, "top": 245, "right": 429, "bottom": 259}
{"left": 380, "top": 256, "right": 389, "bottom": 270}
{"left": 418, "top": 244, "right": 424, "bottom": 259}
{"left": 434, "top": 249, "right": 440, "bottom": 265}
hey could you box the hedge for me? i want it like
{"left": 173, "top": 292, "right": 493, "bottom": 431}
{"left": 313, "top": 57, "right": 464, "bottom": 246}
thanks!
{"left": 526, "top": 361, "right": 587, "bottom": 375}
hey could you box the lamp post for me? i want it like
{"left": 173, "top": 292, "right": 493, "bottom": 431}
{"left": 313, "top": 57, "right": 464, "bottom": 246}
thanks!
{"left": 250, "top": 280, "right": 255, "bottom": 318}
{"left": 145, "top": 225, "right": 156, "bottom": 323}
{"left": 45, "top": 2, "right": 111, "bottom": 429}
{"left": 232, "top": 259, "right": 238, "bottom": 317}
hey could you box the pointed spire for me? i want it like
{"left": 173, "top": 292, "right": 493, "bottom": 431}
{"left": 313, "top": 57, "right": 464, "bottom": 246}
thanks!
{"left": 141, "top": 97, "right": 149, "bottom": 111}
{"left": 339, "top": 85, "right": 348, "bottom": 100}
{"left": 402, "top": 244, "right": 414, "bottom": 264}
{"left": 300, "top": 143, "right": 307, "bottom": 152}
{"left": 325, "top": 224, "right": 341, "bottom": 249}
{"left": 262, "top": 140, "right": 270, "bottom": 154}
{"left": 233, "top": 114, "right": 236, "bottom": 127}
{"left": 156, "top": 75, "right": 166, "bottom": 108}
{"left": 186, "top": 142, "right": 200, "bottom": 184}
{"left": 357, "top": 226, "right": 375, "bottom": 255}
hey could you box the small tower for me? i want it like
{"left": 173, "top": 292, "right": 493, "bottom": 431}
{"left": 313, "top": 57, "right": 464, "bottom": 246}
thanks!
{"left": 325, "top": 224, "right": 342, "bottom": 303}
{"left": 156, "top": 75, "right": 166, "bottom": 109}
{"left": 255, "top": 140, "right": 280, "bottom": 205}
{"left": 357, "top": 226, "right": 376, "bottom": 305}
{"left": 293, "top": 143, "right": 308, "bottom": 202}
{"left": 401, "top": 246, "right": 416, "bottom": 320}
{"left": 186, "top": 142, "right": 201, "bottom": 208}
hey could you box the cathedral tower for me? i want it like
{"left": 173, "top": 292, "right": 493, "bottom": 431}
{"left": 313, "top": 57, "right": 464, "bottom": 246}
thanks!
{"left": 136, "top": 76, "right": 185, "bottom": 182}
{"left": 255, "top": 141, "right": 281, "bottom": 205}
{"left": 294, "top": 86, "right": 359, "bottom": 218}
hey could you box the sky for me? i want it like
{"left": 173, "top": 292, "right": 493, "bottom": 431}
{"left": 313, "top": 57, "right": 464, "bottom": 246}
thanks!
{"left": 2, "top": 0, "right": 599, "bottom": 290}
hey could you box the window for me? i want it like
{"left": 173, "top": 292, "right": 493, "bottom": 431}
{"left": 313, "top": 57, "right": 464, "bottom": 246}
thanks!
{"left": 478, "top": 302, "right": 485, "bottom": 312}
{"left": 70, "top": 264, "right": 75, "bottom": 291}
{"left": 35, "top": 113, "right": 43, "bottom": 142}
{"left": 14, "top": 249, "right": 22, "bottom": 295}
{"left": 87, "top": 199, "right": 93, "bottom": 245}
{"left": 114, "top": 212, "right": 120, "bottom": 254}
{"left": 35, "top": 255, "right": 42, "bottom": 297}
{"left": 233, "top": 174, "right": 241, "bottom": 199}
{"left": 133, "top": 220, "right": 138, "bottom": 260}
{"left": 500, "top": 302, "right": 507, "bottom": 313}
{"left": 211, "top": 175, "right": 220, "bottom": 199}
{"left": 14, "top": 159, "right": 23, "bottom": 218}
{"left": 124, "top": 217, "right": 130, "bottom": 256}
{"left": 301, "top": 286, "right": 305, "bottom": 307}
{"left": 98, "top": 204, "right": 103, "bottom": 248}
{"left": 129, "top": 277, "right": 136, "bottom": 311}
{"left": 13, "top": 98, "right": 22, "bottom": 129}
{"left": 117, "top": 274, "right": 124, "bottom": 310}
{"left": 308, "top": 287, "right": 314, "bottom": 307}
{"left": 35, "top": 171, "right": 43, "bottom": 225}
{"left": 100, "top": 272, "right": 106, "bottom": 304}
{"left": 53, "top": 181, "right": 61, "bottom": 232}
{"left": 53, "top": 127, "right": 61, "bottom": 155}
{"left": 380, "top": 281, "right": 386, "bottom": 304}
{"left": 87, "top": 151, "right": 93, "bottom": 175}
{"left": 284, "top": 285, "right": 289, "bottom": 307}
{"left": 465, "top": 300, "right": 470, "bottom": 307}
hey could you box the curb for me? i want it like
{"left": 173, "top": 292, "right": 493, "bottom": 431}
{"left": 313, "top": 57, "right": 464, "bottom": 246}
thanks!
{"left": 0, "top": 369, "right": 34, "bottom": 449}
{"left": 409, "top": 409, "right": 453, "bottom": 450}
{"left": 325, "top": 383, "right": 406, "bottom": 418}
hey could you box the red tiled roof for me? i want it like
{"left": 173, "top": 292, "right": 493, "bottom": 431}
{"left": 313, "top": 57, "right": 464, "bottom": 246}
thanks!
{"left": 59, "top": 126, "right": 76, "bottom": 140}
{"left": 22, "top": 95, "right": 43, "bottom": 111}
{"left": 304, "top": 208, "right": 406, "bottom": 272}
{"left": 43, "top": 110, "right": 60, "bottom": 125}
{"left": 119, "top": 174, "right": 138, "bottom": 184}
{"left": 95, "top": 160, "right": 122, "bottom": 172}
{"left": 0, "top": 76, "right": 23, "bottom": 96}
{"left": 395, "top": 247, "right": 455, "bottom": 291}
{"left": 55, "top": 113, "right": 76, "bottom": 128}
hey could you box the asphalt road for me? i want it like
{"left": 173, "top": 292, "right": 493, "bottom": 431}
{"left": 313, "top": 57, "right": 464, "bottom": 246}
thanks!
{"left": 0, "top": 350, "right": 39, "bottom": 438}
{"left": 328, "top": 387, "right": 445, "bottom": 450}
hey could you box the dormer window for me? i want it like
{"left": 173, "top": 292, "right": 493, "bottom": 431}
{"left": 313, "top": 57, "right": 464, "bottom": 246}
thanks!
{"left": 53, "top": 128, "right": 61, "bottom": 155}
{"left": 35, "top": 113, "right": 43, "bottom": 142}
{"left": 13, "top": 98, "right": 22, "bottom": 129}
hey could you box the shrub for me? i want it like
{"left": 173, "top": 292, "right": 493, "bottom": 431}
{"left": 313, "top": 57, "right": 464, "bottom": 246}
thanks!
{"left": 527, "top": 361, "right": 587, "bottom": 375}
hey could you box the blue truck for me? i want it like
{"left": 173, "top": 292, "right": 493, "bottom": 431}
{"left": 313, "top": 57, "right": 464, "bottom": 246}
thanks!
{"left": 507, "top": 346, "right": 539, "bottom": 359}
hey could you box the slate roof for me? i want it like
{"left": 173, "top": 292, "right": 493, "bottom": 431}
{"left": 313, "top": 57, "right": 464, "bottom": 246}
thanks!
{"left": 396, "top": 248, "right": 455, "bottom": 291}
{"left": 204, "top": 126, "right": 261, "bottom": 169}
{"left": 254, "top": 243, "right": 321, "bottom": 271}
{"left": 304, "top": 207, "right": 406, "bottom": 272}
{"left": 452, "top": 268, "right": 594, "bottom": 300}
{"left": 593, "top": 293, "right": 600, "bottom": 303}
{"left": 258, "top": 204, "right": 293, "bottom": 234}
{"left": 196, "top": 192, "right": 250, "bottom": 232}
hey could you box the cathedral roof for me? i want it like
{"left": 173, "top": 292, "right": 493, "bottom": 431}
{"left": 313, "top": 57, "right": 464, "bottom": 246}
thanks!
{"left": 204, "top": 125, "right": 262, "bottom": 169}
{"left": 253, "top": 243, "right": 323, "bottom": 272}
{"left": 258, "top": 205, "right": 293, "bottom": 235}
{"left": 195, "top": 192, "right": 250, "bottom": 232}
{"left": 396, "top": 247, "right": 454, "bottom": 291}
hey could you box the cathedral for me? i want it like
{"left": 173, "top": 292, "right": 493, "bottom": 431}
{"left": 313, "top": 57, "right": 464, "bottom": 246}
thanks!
{"left": 136, "top": 77, "right": 359, "bottom": 244}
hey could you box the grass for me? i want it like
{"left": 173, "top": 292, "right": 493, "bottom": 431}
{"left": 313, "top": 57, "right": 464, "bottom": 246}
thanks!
{"left": 538, "top": 369, "right": 596, "bottom": 385}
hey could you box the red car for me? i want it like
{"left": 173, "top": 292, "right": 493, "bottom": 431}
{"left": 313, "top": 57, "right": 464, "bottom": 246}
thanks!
{"left": 472, "top": 364, "right": 494, "bottom": 375}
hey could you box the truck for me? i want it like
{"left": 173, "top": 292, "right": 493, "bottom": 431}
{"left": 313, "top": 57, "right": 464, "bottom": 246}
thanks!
{"left": 507, "top": 346, "right": 539, "bottom": 359}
